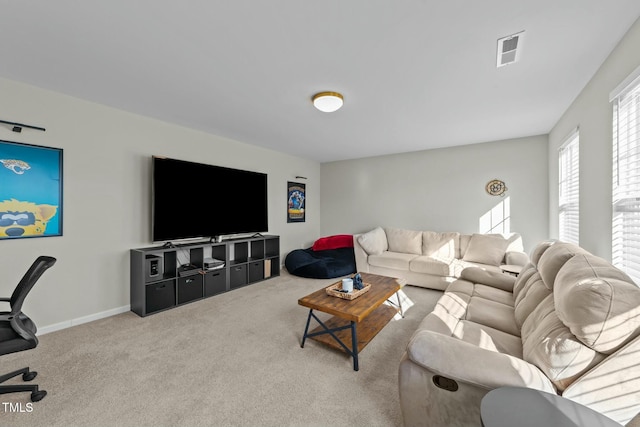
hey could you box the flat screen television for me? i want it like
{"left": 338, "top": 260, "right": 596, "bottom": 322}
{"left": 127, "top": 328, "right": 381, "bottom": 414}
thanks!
{"left": 152, "top": 156, "right": 268, "bottom": 242}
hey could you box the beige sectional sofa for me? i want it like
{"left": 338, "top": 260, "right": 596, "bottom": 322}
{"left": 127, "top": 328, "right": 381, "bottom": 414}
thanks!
{"left": 353, "top": 227, "right": 529, "bottom": 290}
{"left": 399, "top": 240, "right": 640, "bottom": 426}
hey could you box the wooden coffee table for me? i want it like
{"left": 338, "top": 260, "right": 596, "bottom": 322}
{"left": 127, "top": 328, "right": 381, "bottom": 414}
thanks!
{"left": 298, "top": 272, "right": 404, "bottom": 371}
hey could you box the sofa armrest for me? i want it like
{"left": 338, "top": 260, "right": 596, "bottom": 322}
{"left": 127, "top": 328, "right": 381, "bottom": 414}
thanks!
{"left": 406, "top": 330, "right": 556, "bottom": 393}
{"left": 505, "top": 251, "right": 529, "bottom": 266}
{"left": 460, "top": 267, "right": 516, "bottom": 292}
{"left": 352, "top": 234, "right": 370, "bottom": 273}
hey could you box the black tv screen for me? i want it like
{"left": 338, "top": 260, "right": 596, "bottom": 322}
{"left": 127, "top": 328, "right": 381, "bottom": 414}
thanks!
{"left": 152, "top": 156, "right": 268, "bottom": 242}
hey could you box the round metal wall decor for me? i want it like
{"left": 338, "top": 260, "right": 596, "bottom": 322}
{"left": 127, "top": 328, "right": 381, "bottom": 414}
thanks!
{"left": 486, "top": 179, "right": 507, "bottom": 196}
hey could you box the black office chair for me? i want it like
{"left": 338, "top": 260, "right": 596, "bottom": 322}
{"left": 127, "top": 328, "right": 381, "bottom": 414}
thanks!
{"left": 0, "top": 255, "right": 56, "bottom": 402}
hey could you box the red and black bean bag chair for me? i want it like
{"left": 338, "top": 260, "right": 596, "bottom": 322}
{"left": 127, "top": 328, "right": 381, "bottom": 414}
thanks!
{"left": 285, "top": 234, "right": 356, "bottom": 279}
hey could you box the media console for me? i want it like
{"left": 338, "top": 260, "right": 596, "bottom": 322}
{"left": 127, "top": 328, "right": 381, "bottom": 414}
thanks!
{"left": 130, "top": 235, "right": 280, "bottom": 317}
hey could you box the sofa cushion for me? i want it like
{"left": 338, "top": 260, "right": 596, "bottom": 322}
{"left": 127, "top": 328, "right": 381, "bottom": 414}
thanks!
{"left": 467, "top": 297, "right": 520, "bottom": 337}
{"left": 409, "top": 256, "right": 453, "bottom": 276}
{"left": 442, "top": 279, "right": 519, "bottom": 337}
{"left": 471, "top": 283, "right": 515, "bottom": 307}
{"left": 513, "top": 271, "right": 552, "bottom": 329}
{"left": 537, "top": 241, "right": 588, "bottom": 289}
{"left": 356, "top": 227, "right": 388, "bottom": 255}
{"left": 420, "top": 279, "right": 523, "bottom": 357}
{"left": 512, "top": 264, "right": 536, "bottom": 299}
{"left": 462, "top": 233, "right": 508, "bottom": 266}
{"left": 385, "top": 228, "right": 422, "bottom": 255}
{"left": 368, "top": 251, "right": 418, "bottom": 270}
{"left": 521, "top": 295, "right": 603, "bottom": 391}
{"left": 416, "top": 294, "right": 470, "bottom": 338}
{"left": 460, "top": 233, "right": 520, "bottom": 260}
{"left": 460, "top": 267, "right": 516, "bottom": 292}
{"left": 555, "top": 254, "right": 640, "bottom": 354}
{"left": 530, "top": 240, "right": 556, "bottom": 266}
{"left": 454, "top": 320, "right": 523, "bottom": 358}
{"left": 449, "top": 259, "right": 502, "bottom": 277}
{"left": 459, "top": 234, "right": 472, "bottom": 257}
{"left": 505, "top": 251, "right": 529, "bottom": 266}
{"left": 433, "top": 280, "right": 472, "bottom": 316}
{"left": 504, "top": 233, "right": 525, "bottom": 253}
{"left": 422, "top": 231, "right": 460, "bottom": 259}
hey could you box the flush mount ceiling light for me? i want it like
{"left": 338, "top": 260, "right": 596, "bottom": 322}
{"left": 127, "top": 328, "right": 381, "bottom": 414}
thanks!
{"left": 312, "top": 92, "right": 344, "bottom": 113}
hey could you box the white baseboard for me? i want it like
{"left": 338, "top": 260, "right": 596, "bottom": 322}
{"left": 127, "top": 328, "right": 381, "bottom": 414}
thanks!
{"left": 38, "top": 305, "right": 130, "bottom": 336}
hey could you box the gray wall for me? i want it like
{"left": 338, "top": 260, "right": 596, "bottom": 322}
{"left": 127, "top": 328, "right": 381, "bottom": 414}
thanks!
{"left": 0, "top": 77, "right": 321, "bottom": 331}
{"left": 548, "top": 17, "right": 640, "bottom": 260}
{"left": 320, "top": 135, "right": 549, "bottom": 253}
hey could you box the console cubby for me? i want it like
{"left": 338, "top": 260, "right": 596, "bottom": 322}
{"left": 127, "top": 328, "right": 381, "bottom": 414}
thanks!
{"left": 145, "top": 280, "right": 175, "bottom": 313}
{"left": 130, "top": 235, "right": 280, "bottom": 317}
{"left": 250, "top": 240, "right": 265, "bottom": 260}
{"left": 249, "top": 260, "right": 264, "bottom": 282}
{"left": 264, "top": 237, "right": 280, "bottom": 279}
{"left": 177, "top": 274, "right": 204, "bottom": 304}
{"left": 204, "top": 269, "right": 226, "bottom": 297}
{"left": 230, "top": 264, "right": 248, "bottom": 289}
{"left": 189, "top": 247, "right": 204, "bottom": 269}
{"left": 230, "top": 241, "right": 249, "bottom": 265}
{"left": 265, "top": 237, "right": 279, "bottom": 257}
{"left": 208, "top": 244, "right": 227, "bottom": 263}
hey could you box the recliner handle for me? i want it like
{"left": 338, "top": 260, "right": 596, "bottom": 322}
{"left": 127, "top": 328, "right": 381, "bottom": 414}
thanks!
{"left": 433, "top": 375, "right": 459, "bottom": 392}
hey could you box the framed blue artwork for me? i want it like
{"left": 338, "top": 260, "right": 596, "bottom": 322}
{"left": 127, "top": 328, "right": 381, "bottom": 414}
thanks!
{"left": 0, "top": 139, "right": 63, "bottom": 239}
{"left": 287, "top": 181, "right": 305, "bottom": 223}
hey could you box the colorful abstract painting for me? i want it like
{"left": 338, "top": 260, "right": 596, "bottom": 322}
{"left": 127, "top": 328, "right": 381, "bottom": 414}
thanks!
{"left": 0, "top": 140, "right": 63, "bottom": 239}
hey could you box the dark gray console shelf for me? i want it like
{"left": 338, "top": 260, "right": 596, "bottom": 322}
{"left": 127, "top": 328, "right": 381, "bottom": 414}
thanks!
{"left": 130, "top": 235, "right": 280, "bottom": 317}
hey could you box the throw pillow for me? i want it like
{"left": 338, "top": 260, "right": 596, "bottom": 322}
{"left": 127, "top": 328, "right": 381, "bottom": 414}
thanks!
{"left": 356, "top": 227, "right": 388, "bottom": 255}
{"left": 422, "top": 231, "right": 460, "bottom": 259}
{"left": 462, "top": 233, "right": 508, "bottom": 266}
{"left": 385, "top": 228, "right": 422, "bottom": 255}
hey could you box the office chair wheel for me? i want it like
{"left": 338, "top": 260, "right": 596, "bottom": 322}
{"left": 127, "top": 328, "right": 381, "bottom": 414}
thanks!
{"left": 23, "top": 371, "right": 38, "bottom": 381}
{"left": 30, "top": 390, "right": 47, "bottom": 402}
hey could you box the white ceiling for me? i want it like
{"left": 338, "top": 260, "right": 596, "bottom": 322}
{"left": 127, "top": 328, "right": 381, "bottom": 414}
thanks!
{"left": 1, "top": 1, "right": 639, "bottom": 163}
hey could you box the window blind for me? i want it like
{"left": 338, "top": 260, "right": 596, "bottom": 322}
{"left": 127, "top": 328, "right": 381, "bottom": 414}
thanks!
{"left": 559, "top": 130, "right": 579, "bottom": 245}
{"left": 612, "top": 73, "right": 640, "bottom": 285}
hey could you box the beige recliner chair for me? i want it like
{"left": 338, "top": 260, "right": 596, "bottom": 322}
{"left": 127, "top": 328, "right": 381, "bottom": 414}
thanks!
{"left": 399, "top": 241, "right": 640, "bottom": 426}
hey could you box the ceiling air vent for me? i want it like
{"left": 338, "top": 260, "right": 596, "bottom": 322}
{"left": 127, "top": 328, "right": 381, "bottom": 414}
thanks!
{"left": 497, "top": 31, "right": 525, "bottom": 68}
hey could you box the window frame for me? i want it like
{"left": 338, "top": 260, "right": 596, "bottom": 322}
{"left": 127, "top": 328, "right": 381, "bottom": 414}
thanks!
{"left": 558, "top": 129, "right": 580, "bottom": 245}
{"left": 611, "top": 64, "right": 640, "bottom": 284}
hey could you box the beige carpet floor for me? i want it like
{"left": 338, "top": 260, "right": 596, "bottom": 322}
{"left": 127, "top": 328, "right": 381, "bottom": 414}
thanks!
{"left": 1, "top": 270, "right": 442, "bottom": 427}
